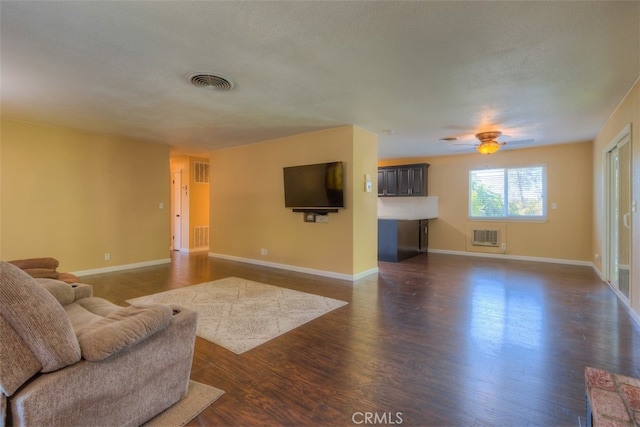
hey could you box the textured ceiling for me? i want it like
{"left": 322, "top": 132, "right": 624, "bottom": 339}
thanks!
{"left": 2, "top": 1, "right": 639, "bottom": 158}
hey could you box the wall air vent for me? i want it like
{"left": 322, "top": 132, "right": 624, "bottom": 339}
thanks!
{"left": 188, "top": 73, "right": 234, "bottom": 91}
{"left": 194, "top": 226, "right": 210, "bottom": 249}
{"left": 194, "top": 161, "right": 209, "bottom": 183}
{"left": 472, "top": 229, "right": 499, "bottom": 247}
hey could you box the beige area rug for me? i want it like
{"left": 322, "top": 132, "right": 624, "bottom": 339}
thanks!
{"left": 144, "top": 380, "right": 224, "bottom": 426}
{"left": 127, "top": 276, "right": 348, "bottom": 354}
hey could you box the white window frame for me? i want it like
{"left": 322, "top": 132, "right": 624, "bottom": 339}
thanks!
{"left": 469, "top": 165, "right": 547, "bottom": 221}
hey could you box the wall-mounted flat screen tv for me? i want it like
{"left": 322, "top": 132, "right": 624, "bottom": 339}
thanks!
{"left": 283, "top": 161, "right": 344, "bottom": 209}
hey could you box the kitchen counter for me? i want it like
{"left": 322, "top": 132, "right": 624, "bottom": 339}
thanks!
{"left": 377, "top": 196, "right": 437, "bottom": 262}
{"left": 378, "top": 214, "right": 437, "bottom": 220}
{"left": 377, "top": 196, "right": 438, "bottom": 220}
{"left": 378, "top": 218, "right": 427, "bottom": 262}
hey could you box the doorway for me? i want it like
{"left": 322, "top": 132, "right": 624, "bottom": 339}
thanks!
{"left": 172, "top": 170, "right": 182, "bottom": 251}
{"left": 605, "top": 125, "right": 632, "bottom": 303}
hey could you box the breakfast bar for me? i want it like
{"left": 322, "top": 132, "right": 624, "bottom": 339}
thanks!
{"left": 377, "top": 196, "right": 438, "bottom": 263}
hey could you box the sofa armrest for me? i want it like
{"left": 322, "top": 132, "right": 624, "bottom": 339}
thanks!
{"left": 35, "top": 279, "right": 93, "bottom": 305}
{"left": 70, "top": 283, "right": 92, "bottom": 300}
{"left": 7, "top": 257, "right": 59, "bottom": 271}
{"left": 21, "top": 268, "right": 58, "bottom": 279}
{"left": 57, "top": 272, "right": 80, "bottom": 284}
{"left": 35, "top": 278, "right": 76, "bottom": 305}
{"left": 74, "top": 300, "right": 175, "bottom": 361}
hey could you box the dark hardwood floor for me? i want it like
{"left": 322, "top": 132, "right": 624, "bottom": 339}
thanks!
{"left": 82, "top": 252, "right": 640, "bottom": 426}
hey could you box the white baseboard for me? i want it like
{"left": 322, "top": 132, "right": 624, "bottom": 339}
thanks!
{"left": 591, "top": 264, "right": 605, "bottom": 281}
{"left": 428, "top": 248, "right": 611, "bottom": 292}
{"left": 72, "top": 258, "right": 171, "bottom": 277}
{"left": 176, "top": 247, "right": 209, "bottom": 253}
{"left": 352, "top": 267, "right": 380, "bottom": 281}
{"left": 208, "top": 252, "right": 378, "bottom": 282}
{"left": 429, "top": 248, "right": 640, "bottom": 328}
{"left": 427, "top": 248, "right": 595, "bottom": 267}
{"left": 605, "top": 280, "right": 640, "bottom": 327}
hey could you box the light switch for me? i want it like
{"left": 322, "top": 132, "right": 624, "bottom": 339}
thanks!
{"left": 365, "top": 181, "right": 372, "bottom": 192}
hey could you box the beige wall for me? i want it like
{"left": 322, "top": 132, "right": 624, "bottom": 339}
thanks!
{"left": 0, "top": 125, "right": 3, "bottom": 260}
{"left": 352, "top": 127, "right": 379, "bottom": 273}
{"left": 0, "top": 119, "right": 170, "bottom": 272}
{"left": 380, "top": 141, "right": 593, "bottom": 262}
{"left": 209, "top": 125, "right": 378, "bottom": 277}
{"left": 593, "top": 78, "right": 640, "bottom": 311}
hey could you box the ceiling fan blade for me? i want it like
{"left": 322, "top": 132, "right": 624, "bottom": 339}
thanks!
{"left": 440, "top": 132, "right": 535, "bottom": 152}
{"left": 503, "top": 139, "right": 535, "bottom": 145}
{"left": 446, "top": 143, "right": 477, "bottom": 152}
{"left": 443, "top": 139, "right": 477, "bottom": 146}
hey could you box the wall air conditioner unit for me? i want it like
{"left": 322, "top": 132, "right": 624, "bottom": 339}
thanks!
{"left": 472, "top": 229, "right": 499, "bottom": 247}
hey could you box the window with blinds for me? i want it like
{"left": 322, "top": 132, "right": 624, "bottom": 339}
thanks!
{"left": 469, "top": 166, "right": 546, "bottom": 220}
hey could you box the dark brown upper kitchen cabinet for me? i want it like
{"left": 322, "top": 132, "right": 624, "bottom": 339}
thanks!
{"left": 378, "top": 163, "right": 429, "bottom": 197}
{"left": 377, "top": 167, "right": 398, "bottom": 196}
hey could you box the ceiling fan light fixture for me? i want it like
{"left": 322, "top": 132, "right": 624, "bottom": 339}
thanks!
{"left": 475, "top": 131, "right": 504, "bottom": 154}
{"left": 477, "top": 140, "right": 501, "bottom": 155}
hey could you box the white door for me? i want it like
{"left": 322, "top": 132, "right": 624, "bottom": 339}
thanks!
{"left": 172, "top": 171, "right": 182, "bottom": 251}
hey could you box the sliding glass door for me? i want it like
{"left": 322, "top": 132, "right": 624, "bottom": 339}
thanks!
{"left": 607, "top": 132, "right": 631, "bottom": 302}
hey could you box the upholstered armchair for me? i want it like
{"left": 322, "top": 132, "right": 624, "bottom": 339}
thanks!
{"left": 0, "top": 261, "right": 198, "bottom": 426}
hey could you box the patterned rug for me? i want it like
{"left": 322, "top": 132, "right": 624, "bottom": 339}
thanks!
{"left": 144, "top": 380, "right": 224, "bottom": 426}
{"left": 126, "top": 277, "right": 348, "bottom": 354}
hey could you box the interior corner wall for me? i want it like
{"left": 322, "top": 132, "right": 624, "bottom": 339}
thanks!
{"left": 593, "top": 77, "right": 640, "bottom": 312}
{"left": 0, "top": 119, "right": 171, "bottom": 272}
{"left": 379, "top": 141, "right": 593, "bottom": 262}
{"left": 0, "top": 127, "right": 3, "bottom": 261}
{"left": 209, "top": 125, "right": 377, "bottom": 277}
{"left": 352, "top": 126, "right": 379, "bottom": 274}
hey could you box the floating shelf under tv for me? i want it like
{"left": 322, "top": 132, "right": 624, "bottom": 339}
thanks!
{"left": 292, "top": 208, "right": 339, "bottom": 214}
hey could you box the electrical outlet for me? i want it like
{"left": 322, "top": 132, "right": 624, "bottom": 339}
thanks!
{"left": 500, "top": 243, "right": 506, "bottom": 251}
{"left": 260, "top": 248, "right": 268, "bottom": 256}
{"left": 315, "top": 215, "right": 329, "bottom": 223}
{"left": 104, "top": 253, "right": 111, "bottom": 261}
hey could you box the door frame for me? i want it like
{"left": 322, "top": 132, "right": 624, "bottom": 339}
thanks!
{"left": 603, "top": 124, "right": 632, "bottom": 303}
{"left": 171, "top": 170, "right": 182, "bottom": 251}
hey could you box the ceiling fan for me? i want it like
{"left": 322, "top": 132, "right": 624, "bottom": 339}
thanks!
{"left": 475, "top": 131, "right": 505, "bottom": 154}
{"left": 441, "top": 131, "right": 534, "bottom": 155}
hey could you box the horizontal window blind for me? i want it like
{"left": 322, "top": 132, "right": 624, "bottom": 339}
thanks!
{"left": 470, "top": 166, "right": 546, "bottom": 220}
{"left": 507, "top": 167, "right": 544, "bottom": 217}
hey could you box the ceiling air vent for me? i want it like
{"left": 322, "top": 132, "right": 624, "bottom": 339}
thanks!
{"left": 187, "top": 73, "right": 234, "bottom": 91}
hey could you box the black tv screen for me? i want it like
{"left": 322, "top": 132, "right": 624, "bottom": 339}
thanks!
{"left": 283, "top": 161, "right": 344, "bottom": 209}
